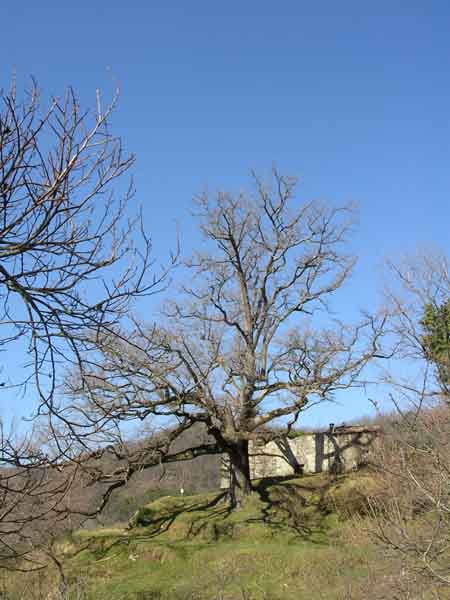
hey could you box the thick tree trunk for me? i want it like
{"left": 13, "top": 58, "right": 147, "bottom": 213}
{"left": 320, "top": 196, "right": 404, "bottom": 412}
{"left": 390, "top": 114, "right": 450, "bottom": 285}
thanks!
{"left": 228, "top": 440, "right": 252, "bottom": 508}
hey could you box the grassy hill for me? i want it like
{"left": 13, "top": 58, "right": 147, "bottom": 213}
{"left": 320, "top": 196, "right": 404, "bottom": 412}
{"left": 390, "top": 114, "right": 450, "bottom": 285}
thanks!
{"left": 5, "top": 470, "right": 398, "bottom": 600}
{"left": 4, "top": 415, "right": 449, "bottom": 599}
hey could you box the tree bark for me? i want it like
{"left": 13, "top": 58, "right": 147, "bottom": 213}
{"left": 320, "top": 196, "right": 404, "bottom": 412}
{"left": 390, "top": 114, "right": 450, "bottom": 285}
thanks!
{"left": 228, "top": 440, "right": 252, "bottom": 508}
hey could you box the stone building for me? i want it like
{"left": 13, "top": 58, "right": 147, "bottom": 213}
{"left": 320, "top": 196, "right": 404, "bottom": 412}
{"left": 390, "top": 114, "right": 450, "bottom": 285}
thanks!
{"left": 220, "top": 425, "right": 379, "bottom": 488}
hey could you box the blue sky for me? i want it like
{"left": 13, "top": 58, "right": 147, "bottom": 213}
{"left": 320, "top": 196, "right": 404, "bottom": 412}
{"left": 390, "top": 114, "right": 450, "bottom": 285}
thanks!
{"left": 1, "top": 1, "right": 450, "bottom": 426}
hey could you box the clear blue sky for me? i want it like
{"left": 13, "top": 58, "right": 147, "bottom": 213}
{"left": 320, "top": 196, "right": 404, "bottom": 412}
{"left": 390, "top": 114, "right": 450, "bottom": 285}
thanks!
{"left": 2, "top": 1, "right": 450, "bottom": 426}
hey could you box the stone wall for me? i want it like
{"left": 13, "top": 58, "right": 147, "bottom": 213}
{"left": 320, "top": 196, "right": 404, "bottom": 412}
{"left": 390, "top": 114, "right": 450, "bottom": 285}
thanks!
{"left": 220, "top": 426, "right": 379, "bottom": 488}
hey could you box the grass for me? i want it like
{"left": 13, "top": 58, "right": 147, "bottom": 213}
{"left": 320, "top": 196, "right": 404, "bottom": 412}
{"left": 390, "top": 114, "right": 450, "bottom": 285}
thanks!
{"left": 3, "top": 471, "right": 401, "bottom": 599}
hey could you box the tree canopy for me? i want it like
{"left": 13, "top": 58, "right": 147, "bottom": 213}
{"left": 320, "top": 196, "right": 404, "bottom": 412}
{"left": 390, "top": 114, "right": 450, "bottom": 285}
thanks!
{"left": 67, "top": 171, "right": 386, "bottom": 507}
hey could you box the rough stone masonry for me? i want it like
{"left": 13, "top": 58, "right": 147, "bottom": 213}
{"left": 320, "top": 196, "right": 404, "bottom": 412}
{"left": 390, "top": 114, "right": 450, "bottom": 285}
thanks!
{"left": 220, "top": 425, "right": 379, "bottom": 488}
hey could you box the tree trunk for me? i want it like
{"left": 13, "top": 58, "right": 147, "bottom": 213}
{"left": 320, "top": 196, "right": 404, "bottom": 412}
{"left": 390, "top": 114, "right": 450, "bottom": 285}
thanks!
{"left": 228, "top": 440, "right": 252, "bottom": 508}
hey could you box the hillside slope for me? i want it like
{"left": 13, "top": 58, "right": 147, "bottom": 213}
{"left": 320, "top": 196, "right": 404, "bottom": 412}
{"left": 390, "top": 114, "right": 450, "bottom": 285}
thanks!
{"left": 4, "top": 471, "right": 418, "bottom": 600}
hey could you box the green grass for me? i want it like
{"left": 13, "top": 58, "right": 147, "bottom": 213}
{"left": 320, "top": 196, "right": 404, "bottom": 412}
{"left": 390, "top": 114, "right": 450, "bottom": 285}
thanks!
{"left": 4, "top": 471, "right": 391, "bottom": 600}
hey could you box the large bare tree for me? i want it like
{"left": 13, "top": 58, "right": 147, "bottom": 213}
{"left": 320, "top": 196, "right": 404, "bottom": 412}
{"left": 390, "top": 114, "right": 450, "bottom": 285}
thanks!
{"left": 70, "top": 171, "right": 386, "bottom": 507}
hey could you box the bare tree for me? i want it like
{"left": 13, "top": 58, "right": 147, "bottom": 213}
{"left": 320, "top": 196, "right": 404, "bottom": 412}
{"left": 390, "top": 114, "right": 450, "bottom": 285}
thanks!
{"left": 0, "top": 78, "right": 162, "bottom": 565}
{"left": 69, "top": 171, "right": 386, "bottom": 507}
{"left": 364, "top": 251, "right": 450, "bottom": 592}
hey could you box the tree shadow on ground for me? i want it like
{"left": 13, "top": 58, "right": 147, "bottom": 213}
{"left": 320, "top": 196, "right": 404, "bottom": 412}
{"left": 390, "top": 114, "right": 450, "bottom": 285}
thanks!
{"left": 81, "top": 492, "right": 231, "bottom": 558}
{"left": 122, "top": 475, "right": 343, "bottom": 546}
{"left": 130, "top": 491, "right": 231, "bottom": 540}
{"left": 251, "top": 475, "right": 339, "bottom": 541}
